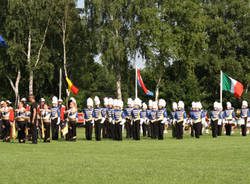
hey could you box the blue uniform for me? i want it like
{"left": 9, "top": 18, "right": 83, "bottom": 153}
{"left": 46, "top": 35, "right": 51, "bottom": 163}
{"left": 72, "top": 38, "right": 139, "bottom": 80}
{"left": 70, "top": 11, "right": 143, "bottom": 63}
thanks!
{"left": 190, "top": 110, "right": 204, "bottom": 123}
{"left": 93, "top": 107, "right": 105, "bottom": 120}
{"left": 83, "top": 108, "right": 93, "bottom": 121}
{"left": 132, "top": 108, "right": 141, "bottom": 140}
{"left": 124, "top": 107, "right": 133, "bottom": 119}
{"left": 210, "top": 110, "right": 221, "bottom": 121}
{"left": 51, "top": 106, "right": 60, "bottom": 120}
{"left": 174, "top": 110, "right": 186, "bottom": 123}
{"left": 157, "top": 108, "right": 167, "bottom": 120}
{"left": 223, "top": 108, "right": 235, "bottom": 120}
{"left": 131, "top": 108, "right": 141, "bottom": 121}
{"left": 113, "top": 109, "right": 125, "bottom": 122}
{"left": 240, "top": 108, "right": 250, "bottom": 118}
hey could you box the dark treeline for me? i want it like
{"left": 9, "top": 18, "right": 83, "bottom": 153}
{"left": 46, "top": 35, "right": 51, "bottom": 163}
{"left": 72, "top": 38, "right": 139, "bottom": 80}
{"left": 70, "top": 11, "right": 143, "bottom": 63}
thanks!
{"left": 0, "top": 0, "right": 249, "bottom": 111}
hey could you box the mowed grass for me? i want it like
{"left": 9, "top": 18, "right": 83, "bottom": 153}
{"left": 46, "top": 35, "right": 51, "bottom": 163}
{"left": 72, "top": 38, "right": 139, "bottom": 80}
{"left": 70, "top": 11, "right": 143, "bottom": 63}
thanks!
{"left": 0, "top": 128, "right": 250, "bottom": 184}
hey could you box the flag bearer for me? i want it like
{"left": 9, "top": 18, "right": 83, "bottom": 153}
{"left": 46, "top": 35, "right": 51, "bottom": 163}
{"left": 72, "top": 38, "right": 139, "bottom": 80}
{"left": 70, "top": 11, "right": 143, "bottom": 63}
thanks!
{"left": 84, "top": 98, "right": 94, "bottom": 140}
{"left": 156, "top": 99, "right": 168, "bottom": 140}
{"left": 174, "top": 101, "right": 186, "bottom": 139}
{"left": 1, "top": 101, "right": 11, "bottom": 142}
{"left": 113, "top": 99, "right": 125, "bottom": 140}
{"left": 124, "top": 98, "right": 133, "bottom": 138}
{"left": 58, "top": 99, "right": 66, "bottom": 138}
{"left": 41, "top": 104, "right": 51, "bottom": 142}
{"left": 240, "top": 101, "right": 250, "bottom": 136}
{"left": 147, "top": 100, "right": 153, "bottom": 137}
{"left": 190, "top": 102, "right": 204, "bottom": 138}
{"left": 140, "top": 103, "right": 148, "bottom": 137}
{"left": 107, "top": 98, "right": 114, "bottom": 139}
{"left": 171, "top": 102, "right": 177, "bottom": 138}
{"left": 67, "top": 99, "right": 78, "bottom": 141}
{"left": 149, "top": 102, "right": 158, "bottom": 139}
{"left": 210, "top": 102, "right": 221, "bottom": 138}
{"left": 131, "top": 98, "right": 142, "bottom": 140}
{"left": 15, "top": 102, "right": 26, "bottom": 143}
{"left": 93, "top": 96, "right": 105, "bottom": 141}
{"left": 101, "top": 97, "right": 109, "bottom": 138}
{"left": 223, "top": 102, "right": 235, "bottom": 136}
{"left": 51, "top": 97, "right": 61, "bottom": 140}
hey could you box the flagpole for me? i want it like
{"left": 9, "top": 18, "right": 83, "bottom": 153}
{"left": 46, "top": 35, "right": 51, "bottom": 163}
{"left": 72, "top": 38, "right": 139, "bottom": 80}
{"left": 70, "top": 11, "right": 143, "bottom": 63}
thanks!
{"left": 135, "top": 65, "right": 138, "bottom": 99}
{"left": 59, "top": 68, "right": 62, "bottom": 99}
{"left": 220, "top": 70, "right": 222, "bottom": 104}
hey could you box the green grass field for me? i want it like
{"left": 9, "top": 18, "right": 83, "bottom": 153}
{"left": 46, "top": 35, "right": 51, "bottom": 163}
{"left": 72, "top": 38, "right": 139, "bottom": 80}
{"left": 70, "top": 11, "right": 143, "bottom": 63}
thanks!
{"left": 0, "top": 128, "right": 250, "bottom": 184}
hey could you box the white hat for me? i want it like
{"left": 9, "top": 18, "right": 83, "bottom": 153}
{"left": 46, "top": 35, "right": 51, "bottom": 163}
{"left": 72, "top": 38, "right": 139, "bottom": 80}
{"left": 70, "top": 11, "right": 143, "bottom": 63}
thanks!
{"left": 94, "top": 96, "right": 100, "bottom": 105}
{"left": 1, "top": 101, "right": 4, "bottom": 105}
{"left": 191, "top": 101, "right": 195, "bottom": 108}
{"left": 242, "top": 100, "right": 248, "bottom": 107}
{"left": 172, "top": 102, "right": 177, "bottom": 109}
{"left": 178, "top": 101, "right": 184, "bottom": 109}
{"left": 152, "top": 102, "right": 158, "bottom": 109}
{"left": 197, "top": 101, "right": 202, "bottom": 109}
{"left": 134, "top": 98, "right": 141, "bottom": 107}
{"left": 6, "top": 100, "right": 11, "bottom": 104}
{"left": 213, "top": 101, "right": 218, "bottom": 108}
{"left": 127, "top": 98, "right": 133, "bottom": 105}
{"left": 226, "top": 102, "right": 231, "bottom": 108}
{"left": 118, "top": 100, "right": 123, "bottom": 108}
{"left": 87, "top": 98, "right": 93, "bottom": 107}
{"left": 21, "top": 98, "right": 26, "bottom": 102}
{"left": 104, "top": 97, "right": 109, "bottom": 105}
{"left": 108, "top": 98, "right": 113, "bottom": 105}
{"left": 41, "top": 98, "right": 45, "bottom": 102}
{"left": 158, "top": 99, "right": 166, "bottom": 107}
{"left": 148, "top": 100, "right": 153, "bottom": 107}
{"left": 70, "top": 97, "right": 76, "bottom": 104}
{"left": 113, "top": 99, "right": 119, "bottom": 107}
{"left": 58, "top": 99, "right": 63, "bottom": 102}
{"left": 142, "top": 103, "right": 147, "bottom": 109}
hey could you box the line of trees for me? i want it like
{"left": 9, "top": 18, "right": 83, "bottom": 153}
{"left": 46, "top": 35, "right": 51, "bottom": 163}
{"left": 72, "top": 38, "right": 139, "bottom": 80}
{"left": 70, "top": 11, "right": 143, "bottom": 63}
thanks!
{"left": 0, "top": 0, "right": 249, "bottom": 111}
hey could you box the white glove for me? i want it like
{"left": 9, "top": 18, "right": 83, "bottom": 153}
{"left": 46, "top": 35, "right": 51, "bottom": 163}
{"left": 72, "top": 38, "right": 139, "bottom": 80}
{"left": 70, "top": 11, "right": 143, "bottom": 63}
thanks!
{"left": 101, "top": 118, "right": 105, "bottom": 124}
{"left": 140, "top": 119, "right": 144, "bottom": 125}
{"left": 130, "top": 120, "right": 133, "bottom": 125}
{"left": 161, "top": 118, "right": 167, "bottom": 124}
{"left": 10, "top": 122, "right": 13, "bottom": 126}
{"left": 57, "top": 118, "right": 61, "bottom": 125}
{"left": 202, "top": 118, "right": 205, "bottom": 124}
{"left": 218, "top": 119, "right": 222, "bottom": 125}
{"left": 112, "top": 120, "right": 115, "bottom": 124}
{"left": 91, "top": 119, "right": 94, "bottom": 124}
{"left": 183, "top": 119, "right": 187, "bottom": 125}
{"left": 120, "top": 119, "right": 126, "bottom": 125}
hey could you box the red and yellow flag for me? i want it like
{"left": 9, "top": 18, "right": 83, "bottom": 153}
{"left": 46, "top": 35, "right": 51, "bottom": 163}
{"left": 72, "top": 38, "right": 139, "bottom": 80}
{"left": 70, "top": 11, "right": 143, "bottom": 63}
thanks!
{"left": 66, "top": 77, "right": 79, "bottom": 95}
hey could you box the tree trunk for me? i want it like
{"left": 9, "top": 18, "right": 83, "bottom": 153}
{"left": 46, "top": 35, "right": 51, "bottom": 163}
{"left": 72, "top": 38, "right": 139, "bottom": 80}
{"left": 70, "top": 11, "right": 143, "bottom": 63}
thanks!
{"left": 116, "top": 70, "right": 122, "bottom": 100}
{"left": 6, "top": 68, "right": 21, "bottom": 107}
{"left": 27, "top": 28, "right": 32, "bottom": 95}
{"left": 155, "top": 75, "right": 162, "bottom": 102}
{"left": 29, "top": 70, "right": 34, "bottom": 95}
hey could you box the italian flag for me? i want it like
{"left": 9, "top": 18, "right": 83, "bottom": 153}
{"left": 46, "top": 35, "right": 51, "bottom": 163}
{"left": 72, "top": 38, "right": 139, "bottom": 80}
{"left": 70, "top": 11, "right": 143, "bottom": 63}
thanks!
{"left": 222, "top": 72, "right": 244, "bottom": 98}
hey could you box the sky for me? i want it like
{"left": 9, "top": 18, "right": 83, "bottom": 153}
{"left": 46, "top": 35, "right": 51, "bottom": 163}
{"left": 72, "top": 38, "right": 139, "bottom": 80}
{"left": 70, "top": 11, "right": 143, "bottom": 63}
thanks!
{"left": 76, "top": 0, "right": 145, "bottom": 69}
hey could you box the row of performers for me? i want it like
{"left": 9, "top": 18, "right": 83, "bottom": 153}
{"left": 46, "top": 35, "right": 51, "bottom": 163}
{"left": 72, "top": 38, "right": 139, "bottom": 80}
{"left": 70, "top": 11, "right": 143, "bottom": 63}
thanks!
{"left": 0, "top": 96, "right": 249, "bottom": 143}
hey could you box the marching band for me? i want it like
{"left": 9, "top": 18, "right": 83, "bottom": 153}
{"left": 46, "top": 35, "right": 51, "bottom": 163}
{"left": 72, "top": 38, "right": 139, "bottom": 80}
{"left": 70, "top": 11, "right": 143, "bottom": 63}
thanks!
{"left": 0, "top": 95, "right": 250, "bottom": 144}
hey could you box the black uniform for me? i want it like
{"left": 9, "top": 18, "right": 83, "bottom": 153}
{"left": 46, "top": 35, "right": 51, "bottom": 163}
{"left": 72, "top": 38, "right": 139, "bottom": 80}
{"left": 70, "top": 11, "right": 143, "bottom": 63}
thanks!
{"left": 84, "top": 108, "right": 93, "bottom": 140}
{"left": 30, "top": 102, "right": 38, "bottom": 144}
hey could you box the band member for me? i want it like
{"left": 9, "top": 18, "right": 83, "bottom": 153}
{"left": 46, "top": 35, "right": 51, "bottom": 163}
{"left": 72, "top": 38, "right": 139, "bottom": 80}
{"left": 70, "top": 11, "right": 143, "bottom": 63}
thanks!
{"left": 37, "top": 98, "right": 45, "bottom": 139}
{"left": 156, "top": 99, "right": 168, "bottom": 140}
{"left": 107, "top": 98, "right": 114, "bottom": 139}
{"left": 29, "top": 95, "right": 38, "bottom": 144}
{"left": 41, "top": 104, "right": 51, "bottom": 142}
{"left": 67, "top": 99, "right": 78, "bottom": 141}
{"left": 22, "top": 98, "right": 31, "bottom": 141}
{"left": 1, "top": 101, "right": 11, "bottom": 142}
{"left": 210, "top": 102, "right": 221, "bottom": 138}
{"left": 0, "top": 101, "right": 4, "bottom": 139}
{"left": 15, "top": 102, "right": 26, "bottom": 143}
{"left": 140, "top": 103, "right": 148, "bottom": 137}
{"left": 218, "top": 103, "right": 223, "bottom": 136}
{"left": 149, "top": 102, "right": 158, "bottom": 139}
{"left": 131, "top": 98, "right": 141, "bottom": 140}
{"left": 175, "top": 101, "right": 186, "bottom": 139}
{"left": 51, "top": 97, "right": 61, "bottom": 140}
{"left": 190, "top": 102, "right": 205, "bottom": 138}
{"left": 93, "top": 96, "right": 105, "bottom": 141}
{"left": 240, "top": 101, "right": 250, "bottom": 136}
{"left": 124, "top": 98, "right": 133, "bottom": 138}
{"left": 101, "top": 97, "right": 109, "bottom": 138}
{"left": 113, "top": 99, "right": 125, "bottom": 140}
{"left": 58, "top": 99, "right": 66, "bottom": 138}
{"left": 223, "top": 102, "right": 235, "bottom": 136}
{"left": 84, "top": 98, "right": 94, "bottom": 140}
{"left": 171, "top": 102, "right": 177, "bottom": 138}
{"left": 146, "top": 100, "right": 153, "bottom": 137}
